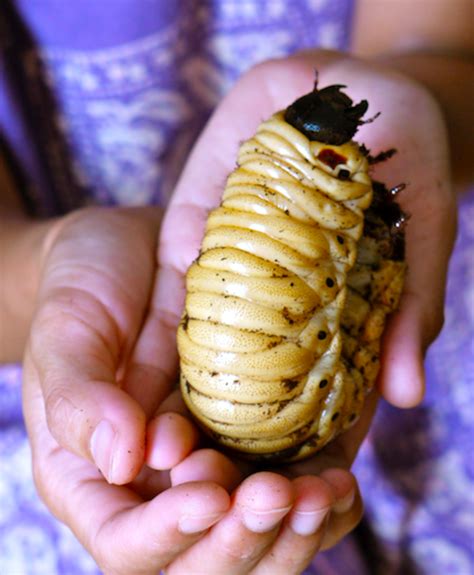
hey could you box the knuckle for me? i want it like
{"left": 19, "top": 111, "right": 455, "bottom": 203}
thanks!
{"left": 220, "top": 542, "right": 253, "bottom": 562}
{"left": 30, "top": 292, "right": 89, "bottom": 349}
{"left": 43, "top": 385, "right": 78, "bottom": 442}
{"left": 265, "top": 546, "right": 317, "bottom": 575}
{"left": 40, "top": 207, "right": 94, "bottom": 261}
{"left": 44, "top": 384, "right": 71, "bottom": 425}
{"left": 43, "top": 383, "right": 93, "bottom": 455}
{"left": 218, "top": 529, "right": 267, "bottom": 563}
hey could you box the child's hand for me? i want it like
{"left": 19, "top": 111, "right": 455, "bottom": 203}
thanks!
{"left": 145, "top": 50, "right": 456, "bottom": 571}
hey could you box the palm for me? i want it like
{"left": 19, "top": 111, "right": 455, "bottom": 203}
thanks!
{"left": 158, "top": 51, "right": 454, "bottom": 470}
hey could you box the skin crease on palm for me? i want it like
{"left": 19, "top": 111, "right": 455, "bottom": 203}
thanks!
{"left": 15, "top": 43, "right": 461, "bottom": 574}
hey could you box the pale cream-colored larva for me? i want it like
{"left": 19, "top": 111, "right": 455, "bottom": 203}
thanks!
{"left": 177, "top": 107, "right": 405, "bottom": 462}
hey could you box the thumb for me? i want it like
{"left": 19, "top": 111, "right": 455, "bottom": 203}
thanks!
{"left": 377, "top": 187, "right": 456, "bottom": 408}
{"left": 25, "top": 286, "right": 146, "bottom": 484}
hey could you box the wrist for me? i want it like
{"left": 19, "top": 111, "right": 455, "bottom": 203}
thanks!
{"left": 0, "top": 215, "right": 57, "bottom": 363}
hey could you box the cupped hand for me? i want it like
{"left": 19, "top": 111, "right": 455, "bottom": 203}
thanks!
{"left": 147, "top": 50, "right": 456, "bottom": 571}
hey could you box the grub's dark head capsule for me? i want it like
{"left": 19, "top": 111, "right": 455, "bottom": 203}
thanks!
{"left": 284, "top": 83, "right": 370, "bottom": 145}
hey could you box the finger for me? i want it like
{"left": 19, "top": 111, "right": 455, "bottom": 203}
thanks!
{"left": 167, "top": 472, "right": 294, "bottom": 575}
{"left": 127, "top": 465, "right": 172, "bottom": 501}
{"left": 252, "top": 476, "right": 332, "bottom": 575}
{"left": 144, "top": 385, "right": 206, "bottom": 470}
{"left": 170, "top": 448, "right": 242, "bottom": 492}
{"left": 320, "top": 490, "right": 363, "bottom": 551}
{"left": 377, "top": 175, "right": 455, "bottom": 407}
{"left": 378, "top": 294, "right": 426, "bottom": 407}
{"left": 121, "top": 263, "right": 184, "bottom": 418}
{"left": 319, "top": 468, "right": 357, "bottom": 511}
{"left": 378, "top": 204, "right": 455, "bottom": 407}
{"left": 93, "top": 482, "right": 230, "bottom": 575}
{"left": 146, "top": 412, "right": 199, "bottom": 470}
{"left": 316, "top": 469, "right": 363, "bottom": 551}
{"left": 29, "top": 291, "right": 147, "bottom": 485}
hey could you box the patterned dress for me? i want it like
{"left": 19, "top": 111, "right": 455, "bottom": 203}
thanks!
{"left": 0, "top": 1, "right": 473, "bottom": 573}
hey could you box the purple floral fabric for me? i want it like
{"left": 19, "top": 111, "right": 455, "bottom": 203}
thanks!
{"left": 1, "top": 0, "right": 353, "bottom": 214}
{"left": 1, "top": 1, "right": 473, "bottom": 573}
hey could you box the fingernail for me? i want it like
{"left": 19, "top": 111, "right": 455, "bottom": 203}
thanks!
{"left": 90, "top": 420, "right": 116, "bottom": 483}
{"left": 333, "top": 489, "right": 355, "bottom": 514}
{"left": 241, "top": 506, "right": 292, "bottom": 533}
{"left": 290, "top": 508, "right": 329, "bottom": 536}
{"left": 178, "top": 512, "right": 225, "bottom": 534}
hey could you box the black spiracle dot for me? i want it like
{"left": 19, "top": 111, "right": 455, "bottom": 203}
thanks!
{"left": 331, "top": 412, "right": 340, "bottom": 422}
{"left": 326, "top": 277, "right": 335, "bottom": 288}
{"left": 336, "top": 235, "right": 344, "bottom": 244}
{"left": 283, "top": 379, "right": 299, "bottom": 391}
{"left": 319, "top": 379, "right": 328, "bottom": 389}
{"left": 318, "top": 330, "right": 327, "bottom": 340}
{"left": 349, "top": 413, "right": 357, "bottom": 422}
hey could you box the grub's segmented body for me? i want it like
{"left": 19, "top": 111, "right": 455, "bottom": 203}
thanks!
{"left": 178, "top": 85, "right": 406, "bottom": 462}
